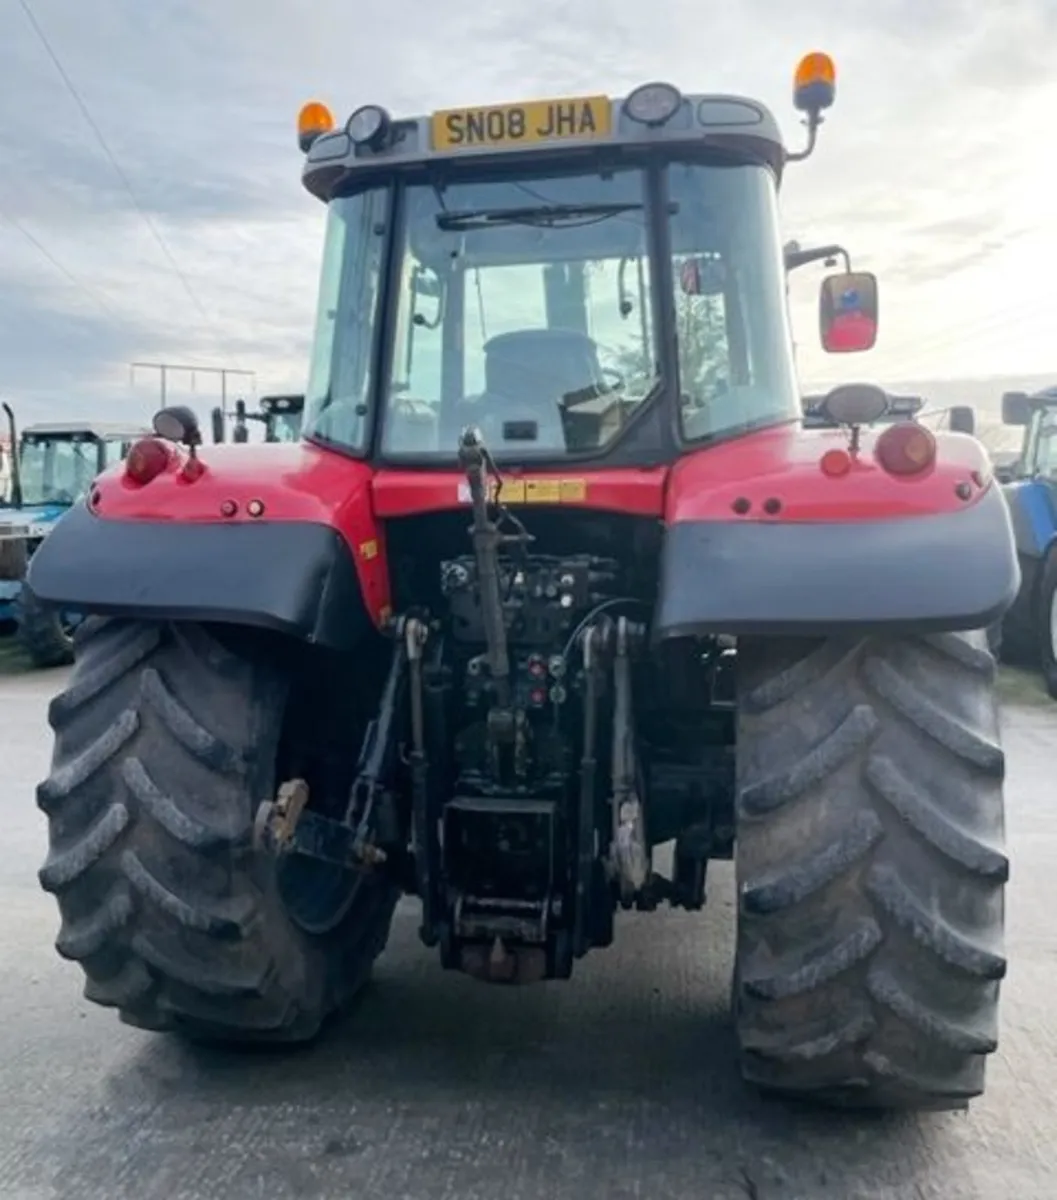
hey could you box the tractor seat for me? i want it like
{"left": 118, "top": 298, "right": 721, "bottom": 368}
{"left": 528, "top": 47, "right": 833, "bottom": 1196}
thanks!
{"left": 478, "top": 328, "right": 605, "bottom": 448}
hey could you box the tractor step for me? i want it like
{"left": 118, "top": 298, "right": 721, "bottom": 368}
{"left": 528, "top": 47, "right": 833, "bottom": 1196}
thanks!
{"left": 253, "top": 780, "right": 387, "bottom": 870}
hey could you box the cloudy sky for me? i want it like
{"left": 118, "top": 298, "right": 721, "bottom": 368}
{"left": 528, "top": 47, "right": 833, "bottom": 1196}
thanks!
{"left": 1, "top": 0, "right": 1054, "bottom": 425}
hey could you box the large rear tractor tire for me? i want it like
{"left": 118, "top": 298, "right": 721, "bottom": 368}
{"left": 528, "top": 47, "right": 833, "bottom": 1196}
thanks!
{"left": 16, "top": 583, "right": 76, "bottom": 668}
{"left": 1036, "top": 551, "right": 1057, "bottom": 700}
{"left": 733, "top": 631, "right": 1007, "bottom": 1110}
{"left": 38, "top": 617, "right": 400, "bottom": 1043}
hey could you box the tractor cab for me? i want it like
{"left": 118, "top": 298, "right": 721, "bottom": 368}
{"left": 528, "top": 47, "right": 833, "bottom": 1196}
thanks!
{"left": 2, "top": 407, "right": 147, "bottom": 538}
{"left": 211, "top": 394, "right": 305, "bottom": 444}
{"left": 10, "top": 420, "right": 147, "bottom": 509}
{"left": 995, "top": 387, "right": 1057, "bottom": 482}
{"left": 294, "top": 59, "right": 873, "bottom": 472}
{"left": 258, "top": 394, "right": 304, "bottom": 442}
{"left": 991, "top": 386, "right": 1057, "bottom": 685}
{"left": 0, "top": 406, "right": 148, "bottom": 658}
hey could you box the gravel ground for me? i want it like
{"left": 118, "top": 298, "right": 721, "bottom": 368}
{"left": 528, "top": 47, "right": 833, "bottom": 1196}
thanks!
{"left": 0, "top": 662, "right": 1055, "bottom": 1200}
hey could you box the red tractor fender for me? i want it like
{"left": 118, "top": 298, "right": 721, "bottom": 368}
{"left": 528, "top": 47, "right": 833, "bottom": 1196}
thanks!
{"left": 664, "top": 422, "right": 993, "bottom": 524}
{"left": 28, "top": 442, "right": 393, "bottom": 646}
{"left": 25, "top": 424, "right": 1021, "bottom": 646}
{"left": 656, "top": 423, "right": 1019, "bottom": 638}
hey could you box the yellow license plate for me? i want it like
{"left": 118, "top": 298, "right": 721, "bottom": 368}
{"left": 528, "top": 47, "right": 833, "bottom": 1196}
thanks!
{"left": 431, "top": 94, "right": 611, "bottom": 151}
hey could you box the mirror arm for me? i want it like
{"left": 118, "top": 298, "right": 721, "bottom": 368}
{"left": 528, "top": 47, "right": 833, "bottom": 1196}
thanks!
{"left": 785, "top": 243, "right": 850, "bottom": 273}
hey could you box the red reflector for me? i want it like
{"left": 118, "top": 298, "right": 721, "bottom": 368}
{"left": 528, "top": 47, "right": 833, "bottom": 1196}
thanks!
{"left": 820, "top": 448, "right": 852, "bottom": 477}
{"left": 125, "top": 437, "right": 171, "bottom": 485}
{"left": 875, "top": 422, "right": 936, "bottom": 476}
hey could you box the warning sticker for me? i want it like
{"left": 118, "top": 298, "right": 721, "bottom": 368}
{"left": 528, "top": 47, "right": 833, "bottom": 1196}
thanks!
{"left": 558, "top": 478, "right": 587, "bottom": 502}
{"left": 457, "top": 477, "right": 587, "bottom": 505}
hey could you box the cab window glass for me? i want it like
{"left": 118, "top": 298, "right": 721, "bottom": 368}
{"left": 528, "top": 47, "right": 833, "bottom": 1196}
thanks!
{"left": 303, "top": 186, "right": 390, "bottom": 452}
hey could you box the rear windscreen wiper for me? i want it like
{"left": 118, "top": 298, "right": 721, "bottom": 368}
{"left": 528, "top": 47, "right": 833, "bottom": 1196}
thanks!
{"left": 435, "top": 202, "right": 645, "bottom": 231}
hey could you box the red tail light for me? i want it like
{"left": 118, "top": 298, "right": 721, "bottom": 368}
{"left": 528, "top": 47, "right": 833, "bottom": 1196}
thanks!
{"left": 820, "top": 448, "right": 852, "bottom": 477}
{"left": 875, "top": 422, "right": 936, "bottom": 476}
{"left": 125, "top": 437, "right": 172, "bottom": 485}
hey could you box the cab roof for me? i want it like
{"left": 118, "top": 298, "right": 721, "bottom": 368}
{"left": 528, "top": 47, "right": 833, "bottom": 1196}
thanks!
{"left": 22, "top": 421, "right": 150, "bottom": 440}
{"left": 302, "top": 87, "right": 787, "bottom": 203}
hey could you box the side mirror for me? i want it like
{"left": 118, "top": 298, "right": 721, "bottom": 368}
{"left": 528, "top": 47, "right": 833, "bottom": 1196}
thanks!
{"left": 819, "top": 271, "right": 878, "bottom": 353}
{"left": 678, "top": 256, "right": 726, "bottom": 298}
{"left": 210, "top": 407, "right": 226, "bottom": 444}
{"left": 948, "top": 405, "right": 975, "bottom": 436}
{"left": 1001, "top": 391, "right": 1032, "bottom": 426}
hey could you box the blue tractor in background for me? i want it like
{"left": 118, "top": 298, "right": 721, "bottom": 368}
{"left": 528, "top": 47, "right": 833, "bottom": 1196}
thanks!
{"left": 209, "top": 393, "right": 305, "bottom": 444}
{"left": 0, "top": 403, "right": 149, "bottom": 667}
{"left": 992, "top": 386, "right": 1057, "bottom": 697}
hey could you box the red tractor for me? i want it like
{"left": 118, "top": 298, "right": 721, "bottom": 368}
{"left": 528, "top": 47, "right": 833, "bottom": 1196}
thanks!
{"left": 29, "top": 55, "right": 1017, "bottom": 1111}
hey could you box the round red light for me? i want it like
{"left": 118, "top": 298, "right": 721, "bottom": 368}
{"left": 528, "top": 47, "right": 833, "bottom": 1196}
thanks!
{"left": 820, "top": 448, "right": 852, "bottom": 477}
{"left": 125, "top": 437, "right": 171, "bottom": 485}
{"left": 875, "top": 422, "right": 936, "bottom": 476}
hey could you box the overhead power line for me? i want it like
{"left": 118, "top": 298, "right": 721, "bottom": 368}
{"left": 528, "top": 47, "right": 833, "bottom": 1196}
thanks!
{"left": 0, "top": 206, "right": 119, "bottom": 319}
{"left": 17, "top": 0, "right": 217, "bottom": 331}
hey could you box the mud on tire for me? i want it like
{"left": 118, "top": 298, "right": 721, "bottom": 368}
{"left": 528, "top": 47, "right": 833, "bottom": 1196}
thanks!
{"left": 734, "top": 631, "right": 1007, "bottom": 1110}
{"left": 38, "top": 617, "right": 400, "bottom": 1042}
